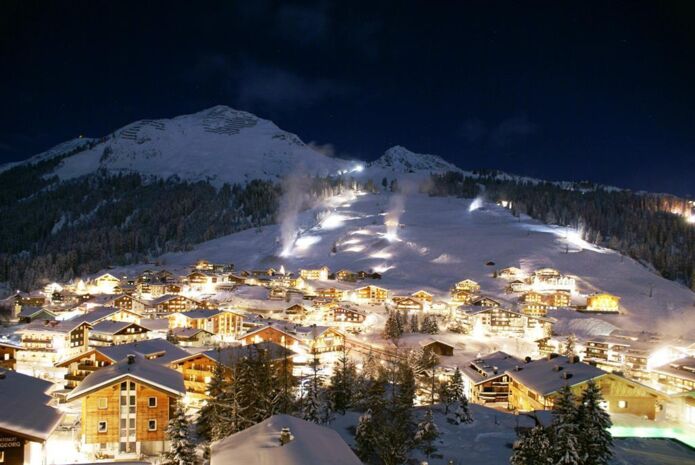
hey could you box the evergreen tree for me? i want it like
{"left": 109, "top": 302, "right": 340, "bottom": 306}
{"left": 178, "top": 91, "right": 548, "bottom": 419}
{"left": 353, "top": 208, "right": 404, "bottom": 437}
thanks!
{"left": 384, "top": 311, "right": 403, "bottom": 341}
{"left": 564, "top": 335, "right": 577, "bottom": 358}
{"left": 329, "top": 346, "right": 357, "bottom": 414}
{"left": 410, "top": 313, "right": 420, "bottom": 333}
{"left": 454, "top": 394, "right": 473, "bottom": 424}
{"left": 362, "top": 350, "right": 380, "bottom": 381}
{"left": 421, "top": 315, "right": 440, "bottom": 334}
{"left": 415, "top": 408, "right": 440, "bottom": 459}
{"left": 303, "top": 356, "right": 324, "bottom": 423}
{"left": 577, "top": 380, "right": 613, "bottom": 465}
{"left": 163, "top": 403, "right": 196, "bottom": 465}
{"left": 196, "top": 361, "right": 227, "bottom": 440}
{"left": 551, "top": 385, "right": 582, "bottom": 465}
{"left": 355, "top": 409, "right": 376, "bottom": 462}
{"left": 510, "top": 426, "right": 552, "bottom": 465}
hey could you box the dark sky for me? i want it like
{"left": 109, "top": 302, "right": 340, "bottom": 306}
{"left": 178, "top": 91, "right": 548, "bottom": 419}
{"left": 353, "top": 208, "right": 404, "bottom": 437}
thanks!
{"left": 1, "top": 1, "right": 694, "bottom": 196}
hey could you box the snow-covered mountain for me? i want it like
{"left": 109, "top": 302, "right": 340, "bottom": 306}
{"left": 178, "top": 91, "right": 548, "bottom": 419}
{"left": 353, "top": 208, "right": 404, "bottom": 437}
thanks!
{"left": 368, "top": 145, "right": 462, "bottom": 174}
{"left": 0, "top": 137, "right": 97, "bottom": 174}
{"left": 29, "top": 106, "right": 350, "bottom": 185}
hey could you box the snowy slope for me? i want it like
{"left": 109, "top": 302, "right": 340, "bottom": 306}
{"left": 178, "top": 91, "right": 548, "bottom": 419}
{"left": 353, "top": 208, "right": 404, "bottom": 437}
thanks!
{"left": 0, "top": 137, "right": 96, "bottom": 174}
{"left": 45, "top": 106, "right": 350, "bottom": 185}
{"left": 368, "top": 145, "right": 462, "bottom": 174}
{"left": 153, "top": 190, "right": 695, "bottom": 340}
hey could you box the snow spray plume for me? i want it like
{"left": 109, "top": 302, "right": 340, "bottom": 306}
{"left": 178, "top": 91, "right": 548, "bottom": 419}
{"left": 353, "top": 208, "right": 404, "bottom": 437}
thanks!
{"left": 384, "top": 178, "right": 417, "bottom": 241}
{"left": 278, "top": 171, "right": 309, "bottom": 257}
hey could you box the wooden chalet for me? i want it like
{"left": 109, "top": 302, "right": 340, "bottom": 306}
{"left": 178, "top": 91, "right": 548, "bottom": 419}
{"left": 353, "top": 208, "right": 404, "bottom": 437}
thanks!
{"left": 89, "top": 321, "right": 150, "bottom": 347}
{"left": 16, "top": 320, "right": 91, "bottom": 379}
{"left": 461, "top": 351, "right": 523, "bottom": 404}
{"left": 168, "top": 309, "right": 243, "bottom": 339}
{"left": 497, "top": 267, "right": 524, "bottom": 280}
{"left": 0, "top": 339, "right": 20, "bottom": 371}
{"left": 148, "top": 294, "right": 199, "bottom": 316}
{"left": 91, "top": 273, "right": 122, "bottom": 293}
{"left": 170, "top": 342, "right": 293, "bottom": 404}
{"left": 411, "top": 290, "right": 433, "bottom": 303}
{"left": 66, "top": 354, "right": 186, "bottom": 458}
{"left": 584, "top": 293, "right": 621, "bottom": 313}
{"left": 299, "top": 266, "right": 330, "bottom": 281}
{"left": 420, "top": 339, "right": 454, "bottom": 356}
{"left": 333, "top": 306, "right": 366, "bottom": 324}
{"left": 454, "top": 279, "right": 480, "bottom": 293}
{"left": 471, "top": 296, "right": 502, "bottom": 307}
{"left": 458, "top": 307, "right": 554, "bottom": 340}
{"left": 392, "top": 296, "right": 425, "bottom": 312}
{"left": 0, "top": 371, "right": 63, "bottom": 465}
{"left": 354, "top": 285, "right": 389, "bottom": 303}
{"left": 335, "top": 269, "right": 358, "bottom": 282}
{"left": 55, "top": 339, "right": 189, "bottom": 392}
{"left": 507, "top": 354, "right": 667, "bottom": 420}
{"left": 170, "top": 327, "right": 213, "bottom": 347}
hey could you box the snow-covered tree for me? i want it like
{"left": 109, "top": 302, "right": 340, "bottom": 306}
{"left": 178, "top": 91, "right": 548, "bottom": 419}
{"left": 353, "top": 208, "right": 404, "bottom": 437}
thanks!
{"left": 355, "top": 408, "right": 376, "bottom": 462}
{"left": 415, "top": 408, "right": 440, "bottom": 458}
{"left": 329, "top": 346, "right": 357, "bottom": 413}
{"left": 510, "top": 425, "right": 551, "bottom": 465}
{"left": 303, "top": 356, "right": 325, "bottom": 423}
{"left": 196, "top": 361, "right": 228, "bottom": 440}
{"left": 563, "top": 334, "right": 577, "bottom": 358}
{"left": 421, "top": 315, "right": 440, "bottom": 334}
{"left": 577, "top": 380, "right": 613, "bottom": 465}
{"left": 551, "top": 385, "right": 582, "bottom": 465}
{"left": 384, "top": 311, "right": 403, "bottom": 340}
{"left": 453, "top": 394, "right": 473, "bottom": 424}
{"left": 163, "top": 403, "right": 196, "bottom": 465}
{"left": 410, "top": 313, "right": 420, "bottom": 333}
{"left": 362, "top": 350, "right": 380, "bottom": 381}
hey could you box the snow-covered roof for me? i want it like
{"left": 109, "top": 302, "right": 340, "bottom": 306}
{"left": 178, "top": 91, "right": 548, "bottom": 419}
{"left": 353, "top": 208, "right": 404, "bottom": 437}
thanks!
{"left": 0, "top": 370, "right": 63, "bottom": 442}
{"left": 149, "top": 294, "right": 196, "bottom": 305}
{"left": 653, "top": 357, "right": 695, "bottom": 383}
{"left": 210, "top": 414, "right": 362, "bottom": 465}
{"left": 97, "top": 338, "right": 190, "bottom": 365}
{"left": 17, "top": 319, "right": 89, "bottom": 334}
{"left": 67, "top": 353, "right": 185, "bottom": 401}
{"left": 139, "top": 318, "right": 170, "bottom": 331}
{"left": 68, "top": 305, "right": 123, "bottom": 324}
{"left": 194, "top": 342, "right": 294, "bottom": 368}
{"left": 505, "top": 355, "right": 606, "bottom": 396}
{"left": 172, "top": 327, "right": 212, "bottom": 339}
{"left": 18, "top": 306, "right": 55, "bottom": 318}
{"left": 177, "top": 308, "right": 223, "bottom": 319}
{"left": 461, "top": 351, "right": 523, "bottom": 384}
{"left": 91, "top": 320, "right": 146, "bottom": 335}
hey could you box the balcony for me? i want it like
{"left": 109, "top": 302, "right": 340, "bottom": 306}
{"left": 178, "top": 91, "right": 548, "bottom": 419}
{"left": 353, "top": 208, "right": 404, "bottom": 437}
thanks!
{"left": 77, "top": 363, "right": 100, "bottom": 371}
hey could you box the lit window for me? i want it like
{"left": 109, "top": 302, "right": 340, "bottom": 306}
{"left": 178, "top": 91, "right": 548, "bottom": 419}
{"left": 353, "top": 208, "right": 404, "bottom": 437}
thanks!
{"left": 148, "top": 420, "right": 157, "bottom": 431}
{"left": 148, "top": 397, "right": 157, "bottom": 408}
{"left": 98, "top": 398, "right": 108, "bottom": 409}
{"left": 618, "top": 400, "right": 628, "bottom": 409}
{"left": 0, "top": 451, "right": 4, "bottom": 462}
{"left": 98, "top": 421, "right": 107, "bottom": 433}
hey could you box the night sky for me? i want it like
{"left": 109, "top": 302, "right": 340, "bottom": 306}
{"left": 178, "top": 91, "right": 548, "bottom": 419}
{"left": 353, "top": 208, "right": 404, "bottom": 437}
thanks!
{"left": 1, "top": 1, "right": 694, "bottom": 196}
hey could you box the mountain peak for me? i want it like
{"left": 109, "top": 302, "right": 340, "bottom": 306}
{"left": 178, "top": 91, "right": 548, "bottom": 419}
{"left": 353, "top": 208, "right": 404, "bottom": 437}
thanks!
{"left": 369, "top": 145, "right": 461, "bottom": 173}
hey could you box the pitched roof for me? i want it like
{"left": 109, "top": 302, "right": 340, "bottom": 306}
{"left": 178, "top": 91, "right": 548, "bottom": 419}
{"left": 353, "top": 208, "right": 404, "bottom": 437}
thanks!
{"left": 653, "top": 356, "right": 695, "bottom": 383}
{"left": 210, "top": 414, "right": 362, "bottom": 465}
{"left": 91, "top": 320, "right": 147, "bottom": 335}
{"left": 97, "top": 338, "right": 190, "bottom": 365}
{"left": 172, "top": 327, "right": 213, "bottom": 339}
{"left": 17, "top": 319, "right": 89, "bottom": 334}
{"left": 69, "top": 305, "right": 141, "bottom": 325}
{"left": 461, "top": 351, "right": 523, "bottom": 384}
{"left": 0, "top": 370, "right": 63, "bottom": 442}
{"left": 149, "top": 294, "right": 196, "bottom": 305}
{"left": 18, "top": 306, "right": 56, "bottom": 318}
{"left": 177, "top": 308, "right": 223, "bottom": 319}
{"left": 199, "top": 342, "right": 294, "bottom": 367}
{"left": 505, "top": 355, "right": 606, "bottom": 396}
{"left": 66, "top": 353, "right": 185, "bottom": 401}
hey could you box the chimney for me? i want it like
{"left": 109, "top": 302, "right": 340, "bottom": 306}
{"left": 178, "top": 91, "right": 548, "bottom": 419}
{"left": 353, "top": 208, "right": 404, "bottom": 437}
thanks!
{"left": 279, "top": 427, "right": 293, "bottom": 446}
{"left": 561, "top": 372, "right": 573, "bottom": 380}
{"left": 127, "top": 354, "right": 136, "bottom": 365}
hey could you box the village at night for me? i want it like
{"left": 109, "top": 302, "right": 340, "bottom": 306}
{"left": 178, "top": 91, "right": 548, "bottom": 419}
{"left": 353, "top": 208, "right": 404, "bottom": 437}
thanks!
{"left": 1, "top": 2, "right": 694, "bottom": 465}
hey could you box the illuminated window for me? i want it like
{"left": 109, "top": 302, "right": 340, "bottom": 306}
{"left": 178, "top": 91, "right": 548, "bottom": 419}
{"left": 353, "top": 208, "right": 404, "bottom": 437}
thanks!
{"left": 98, "top": 421, "right": 107, "bottom": 433}
{"left": 0, "top": 451, "right": 4, "bottom": 462}
{"left": 618, "top": 400, "right": 628, "bottom": 409}
{"left": 148, "top": 397, "right": 157, "bottom": 408}
{"left": 148, "top": 419, "right": 157, "bottom": 431}
{"left": 98, "top": 398, "right": 108, "bottom": 409}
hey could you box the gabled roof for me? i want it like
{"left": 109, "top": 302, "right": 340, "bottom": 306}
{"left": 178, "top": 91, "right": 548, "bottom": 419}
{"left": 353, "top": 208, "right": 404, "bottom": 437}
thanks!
{"left": 505, "top": 355, "right": 606, "bottom": 396}
{"left": 210, "top": 414, "right": 362, "bottom": 465}
{"left": 149, "top": 294, "right": 198, "bottom": 306}
{"left": 90, "top": 320, "right": 148, "bottom": 336}
{"left": 653, "top": 356, "right": 695, "bottom": 383}
{"left": 18, "top": 306, "right": 56, "bottom": 319}
{"left": 17, "top": 319, "right": 90, "bottom": 334}
{"left": 69, "top": 305, "right": 142, "bottom": 325}
{"left": 172, "top": 327, "right": 213, "bottom": 339}
{"left": 462, "top": 351, "right": 523, "bottom": 384}
{"left": 0, "top": 370, "right": 63, "bottom": 442}
{"left": 175, "top": 308, "right": 223, "bottom": 319}
{"left": 66, "top": 354, "right": 185, "bottom": 401}
{"left": 0, "top": 338, "right": 21, "bottom": 349}
{"left": 419, "top": 338, "right": 454, "bottom": 349}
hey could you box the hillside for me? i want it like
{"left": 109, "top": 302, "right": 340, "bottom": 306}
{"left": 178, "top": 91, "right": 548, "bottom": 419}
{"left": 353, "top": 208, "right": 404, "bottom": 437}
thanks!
{"left": 152, "top": 189, "right": 695, "bottom": 339}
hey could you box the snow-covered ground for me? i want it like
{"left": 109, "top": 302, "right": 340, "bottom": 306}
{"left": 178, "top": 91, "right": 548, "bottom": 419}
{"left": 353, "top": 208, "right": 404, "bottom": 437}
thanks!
{"left": 154, "top": 190, "right": 695, "bottom": 341}
{"left": 327, "top": 405, "right": 695, "bottom": 465}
